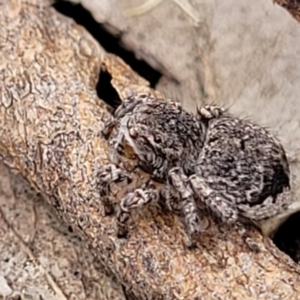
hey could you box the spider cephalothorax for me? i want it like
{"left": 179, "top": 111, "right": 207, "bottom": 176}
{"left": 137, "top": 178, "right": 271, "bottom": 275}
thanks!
{"left": 103, "top": 94, "right": 205, "bottom": 181}
{"left": 102, "top": 94, "right": 292, "bottom": 247}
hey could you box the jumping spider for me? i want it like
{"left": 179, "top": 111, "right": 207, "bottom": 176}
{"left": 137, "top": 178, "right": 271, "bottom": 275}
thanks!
{"left": 103, "top": 94, "right": 291, "bottom": 247}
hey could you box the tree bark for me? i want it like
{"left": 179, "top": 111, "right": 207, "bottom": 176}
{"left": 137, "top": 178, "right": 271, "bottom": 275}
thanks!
{"left": 0, "top": 162, "right": 126, "bottom": 300}
{"left": 1, "top": 1, "right": 300, "bottom": 299}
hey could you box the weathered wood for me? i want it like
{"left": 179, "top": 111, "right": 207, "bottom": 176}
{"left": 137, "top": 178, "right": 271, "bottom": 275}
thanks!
{"left": 1, "top": 1, "right": 300, "bottom": 299}
{"left": 0, "top": 162, "right": 126, "bottom": 300}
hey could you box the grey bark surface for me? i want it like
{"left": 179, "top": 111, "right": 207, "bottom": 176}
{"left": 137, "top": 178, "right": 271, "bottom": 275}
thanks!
{"left": 1, "top": 0, "right": 300, "bottom": 299}
{"left": 0, "top": 163, "right": 126, "bottom": 300}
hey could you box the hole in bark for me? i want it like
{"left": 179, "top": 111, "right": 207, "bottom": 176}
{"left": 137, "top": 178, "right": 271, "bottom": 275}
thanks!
{"left": 96, "top": 71, "right": 122, "bottom": 109}
{"left": 53, "top": 1, "right": 162, "bottom": 107}
{"left": 273, "top": 212, "right": 300, "bottom": 263}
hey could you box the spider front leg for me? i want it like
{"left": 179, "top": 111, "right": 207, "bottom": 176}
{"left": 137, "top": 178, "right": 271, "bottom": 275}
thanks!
{"left": 168, "top": 167, "right": 203, "bottom": 248}
{"left": 116, "top": 181, "right": 160, "bottom": 238}
{"left": 97, "top": 164, "right": 132, "bottom": 215}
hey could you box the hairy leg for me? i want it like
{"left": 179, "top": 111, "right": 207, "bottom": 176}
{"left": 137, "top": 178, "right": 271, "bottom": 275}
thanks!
{"left": 197, "top": 104, "right": 225, "bottom": 120}
{"left": 168, "top": 167, "right": 203, "bottom": 247}
{"left": 189, "top": 174, "right": 239, "bottom": 224}
{"left": 116, "top": 181, "right": 160, "bottom": 237}
{"left": 97, "top": 164, "right": 132, "bottom": 215}
{"left": 159, "top": 185, "right": 182, "bottom": 215}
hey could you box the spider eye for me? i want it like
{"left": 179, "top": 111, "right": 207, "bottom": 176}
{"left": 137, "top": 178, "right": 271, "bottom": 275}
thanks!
{"left": 154, "top": 136, "right": 162, "bottom": 143}
{"left": 129, "top": 127, "right": 138, "bottom": 138}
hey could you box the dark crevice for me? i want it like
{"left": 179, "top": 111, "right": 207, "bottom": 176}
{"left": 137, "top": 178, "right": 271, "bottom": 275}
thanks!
{"left": 273, "top": 212, "right": 300, "bottom": 263}
{"left": 53, "top": 1, "right": 162, "bottom": 107}
{"left": 96, "top": 71, "right": 122, "bottom": 109}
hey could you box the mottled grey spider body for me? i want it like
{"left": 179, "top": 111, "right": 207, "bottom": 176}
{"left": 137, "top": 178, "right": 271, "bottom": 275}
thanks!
{"left": 188, "top": 109, "right": 291, "bottom": 225}
{"left": 103, "top": 94, "right": 291, "bottom": 246}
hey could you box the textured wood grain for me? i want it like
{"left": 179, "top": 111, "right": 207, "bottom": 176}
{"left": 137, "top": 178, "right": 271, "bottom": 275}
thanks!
{"left": 0, "top": 163, "right": 126, "bottom": 300}
{"left": 1, "top": 0, "right": 300, "bottom": 299}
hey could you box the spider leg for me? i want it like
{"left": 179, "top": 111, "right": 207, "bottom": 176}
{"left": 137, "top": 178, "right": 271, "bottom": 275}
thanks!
{"left": 116, "top": 181, "right": 159, "bottom": 237}
{"left": 98, "top": 164, "right": 131, "bottom": 184}
{"left": 189, "top": 174, "right": 239, "bottom": 224}
{"left": 197, "top": 104, "right": 225, "bottom": 120}
{"left": 97, "top": 164, "right": 132, "bottom": 215}
{"left": 159, "top": 185, "right": 182, "bottom": 215}
{"left": 168, "top": 167, "right": 203, "bottom": 247}
{"left": 102, "top": 114, "right": 117, "bottom": 140}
